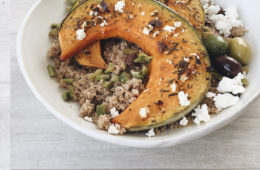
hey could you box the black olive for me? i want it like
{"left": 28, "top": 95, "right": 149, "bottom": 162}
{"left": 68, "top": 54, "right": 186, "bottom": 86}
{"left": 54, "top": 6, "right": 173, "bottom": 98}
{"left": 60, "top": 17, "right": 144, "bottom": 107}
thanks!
{"left": 101, "top": 0, "right": 110, "bottom": 13}
{"left": 157, "top": 41, "right": 168, "bottom": 54}
{"left": 148, "top": 20, "right": 162, "bottom": 28}
{"left": 214, "top": 55, "right": 243, "bottom": 78}
{"left": 125, "top": 53, "right": 137, "bottom": 66}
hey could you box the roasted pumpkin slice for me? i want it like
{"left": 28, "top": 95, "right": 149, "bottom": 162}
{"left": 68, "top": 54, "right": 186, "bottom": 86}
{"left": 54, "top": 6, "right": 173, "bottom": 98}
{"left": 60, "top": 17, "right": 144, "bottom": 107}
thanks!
{"left": 166, "top": 0, "right": 204, "bottom": 34}
{"left": 59, "top": 0, "right": 211, "bottom": 131}
{"left": 73, "top": 0, "right": 204, "bottom": 68}
{"left": 74, "top": 41, "right": 107, "bottom": 69}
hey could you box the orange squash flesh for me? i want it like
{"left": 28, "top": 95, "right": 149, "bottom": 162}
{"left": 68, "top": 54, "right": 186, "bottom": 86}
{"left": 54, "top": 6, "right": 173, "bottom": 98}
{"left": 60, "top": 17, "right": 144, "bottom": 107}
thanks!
{"left": 59, "top": 0, "right": 211, "bottom": 131}
{"left": 74, "top": 41, "right": 107, "bottom": 69}
{"left": 74, "top": 0, "right": 204, "bottom": 69}
{"left": 166, "top": 0, "right": 205, "bottom": 34}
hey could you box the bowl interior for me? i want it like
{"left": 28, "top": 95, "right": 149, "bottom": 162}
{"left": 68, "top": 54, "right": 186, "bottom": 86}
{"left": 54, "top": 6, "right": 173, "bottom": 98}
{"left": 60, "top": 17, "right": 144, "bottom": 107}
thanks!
{"left": 17, "top": 0, "right": 260, "bottom": 148}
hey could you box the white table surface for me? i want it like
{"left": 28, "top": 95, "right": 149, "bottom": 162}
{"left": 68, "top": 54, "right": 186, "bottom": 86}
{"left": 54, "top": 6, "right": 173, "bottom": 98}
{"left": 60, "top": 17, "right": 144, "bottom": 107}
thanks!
{"left": 5, "top": 0, "right": 260, "bottom": 169}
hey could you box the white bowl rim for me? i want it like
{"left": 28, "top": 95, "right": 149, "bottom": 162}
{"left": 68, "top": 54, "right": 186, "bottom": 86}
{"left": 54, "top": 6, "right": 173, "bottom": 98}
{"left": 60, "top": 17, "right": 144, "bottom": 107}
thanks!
{"left": 16, "top": 0, "right": 260, "bottom": 148}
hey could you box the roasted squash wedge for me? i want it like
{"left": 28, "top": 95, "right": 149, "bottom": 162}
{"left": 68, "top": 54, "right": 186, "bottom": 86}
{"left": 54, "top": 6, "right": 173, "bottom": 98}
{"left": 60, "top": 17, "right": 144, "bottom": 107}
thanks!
{"left": 73, "top": 0, "right": 204, "bottom": 69}
{"left": 165, "top": 0, "right": 205, "bottom": 34}
{"left": 74, "top": 41, "right": 107, "bottom": 69}
{"left": 59, "top": 0, "right": 211, "bottom": 131}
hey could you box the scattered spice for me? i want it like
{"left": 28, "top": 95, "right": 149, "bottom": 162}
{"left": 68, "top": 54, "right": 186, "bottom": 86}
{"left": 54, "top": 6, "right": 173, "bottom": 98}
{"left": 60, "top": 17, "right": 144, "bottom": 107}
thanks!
{"left": 148, "top": 20, "right": 162, "bottom": 28}
{"left": 167, "top": 43, "right": 179, "bottom": 55}
{"left": 101, "top": 0, "right": 110, "bottom": 13}
{"left": 157, "top": 41, "right": 168, "bottom": 54}
{"left": 154, "top": 100, "right": 164, "bottom": 106}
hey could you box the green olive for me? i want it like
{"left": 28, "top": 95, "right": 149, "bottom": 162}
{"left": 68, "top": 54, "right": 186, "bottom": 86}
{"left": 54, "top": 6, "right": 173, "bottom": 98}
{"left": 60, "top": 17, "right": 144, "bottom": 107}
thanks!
{"left": 205, "top": 35, "right": 228, "bottom": 57}
{"left": 228, "top": 37, "right": 251, "bottom": 65}
{"left": 202, "top": 32, "right": 214, "bottom": 42}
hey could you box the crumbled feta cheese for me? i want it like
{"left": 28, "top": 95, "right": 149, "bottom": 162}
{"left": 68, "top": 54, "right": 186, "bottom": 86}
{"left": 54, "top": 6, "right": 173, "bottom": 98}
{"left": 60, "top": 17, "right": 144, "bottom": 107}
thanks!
{"left": 100, "top": 20, "right": 108, "bottom": 27}
{"left": 217, "top": 73, "right": 245, "bottom": 95}
{"left": 151, "top": 10, "right": 158, "bottom": 16}
{"left": 178, "top": 91, "right": 190, "bottom": 106}
{"left": 174, "top": 33, "right": 179, "bottom": 37}
{"left": 76, "top": 28, "right": 86, "bottom": 40}
{"left": 174, "top": 21, "right": 182, "bottom": 27}
{"left": 176, "top": 0, "right": 185, "bottom": 3}
{"left": 153, "top": 31, "right": 160, "bottom": 38}
{"left": 166, "top": 59, "right": 173, "bottom": 64}
{"left": 180, "top": 117, "right": 188, "bottom": 126}
{"left": 144, "top": 88, "right": 149, "bottom": 92}
{"left": 163, "top": 25, "right": 176, "bottom": 33}
{"left": 89, "top": 11, "right": 94, "bottom": 16}
{"left": 81, "top": 21, "right": 87, "bottom": 28}
{"left": 183, "top": 57, "right": 190, "bottom": 62}
{"left": 94, "top": 11, "right": 99, "bottom": 16}
{"left": 110, "top": 107, "right": 119, "bottom": 118}
{"left": 205, "top": 3, "right": 244, "bottom": 37}
{"left": 143, "top": 24, "right": 153, "bottom": 35}
{"left": 115, "top": 0, "right": 125, "bottom": 13}
{"left": 141, "top": 11, "right": 145, "bottom": 16}
{"left": 108, "top": 124, "right": 120, "bottom": 135}
{"left": 139, "top": 107, "right": 150, "bottom": 118}
{"left": 207, "top": 5, "right": 220, "bottom": 15}
{"left": 206, "top": 92, "right": 216, "bottom": 99}
{"left": 180, "top": 75, "right": 188, "bottom": 82}
{"left": 129, "top": 14, "right": 134, "bottom": 19}
{"left": 171, "top": 83, "right": 177, "bottom": 92}
{"left": 146, "top": 128, "right": 155, "bottom": 137}
{"left": 192, "top": 104, "right": 210, "bottom": 125}
{"left": 213, "top": 93, "right": 239, "bottom": 110}
{"left": 84, "top": 116, "right": 93, "bottom": 122}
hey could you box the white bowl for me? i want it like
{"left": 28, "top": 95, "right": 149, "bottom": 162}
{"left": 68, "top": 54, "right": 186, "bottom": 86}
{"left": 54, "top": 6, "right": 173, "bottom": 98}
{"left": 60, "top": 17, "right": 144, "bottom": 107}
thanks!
{"left": 17, "top": 0, "right": 260, "bottom": 148}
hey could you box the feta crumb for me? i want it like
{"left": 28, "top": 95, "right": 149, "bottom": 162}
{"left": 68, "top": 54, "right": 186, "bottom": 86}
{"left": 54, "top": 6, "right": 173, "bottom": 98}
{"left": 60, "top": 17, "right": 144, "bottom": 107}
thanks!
{"left": 141, "top": 11, "right": 145, "bottom": 16}
{"left": 143, "top": 24, "right": 153, "bottom": 35}
{"left": 108, "top": 124, "right": 120, "bottom": 135}
{"left": 146, "top": 128, "right": 155, "bottom": 137}
{"left": 174, "top": 21, "right": 182, "bottom": 27}
{"left": 89, "top": 11, "right": 94, "bottom": 16}
{"left": 207, "top": 5, "right": 220, "bottom": 15}
{"left": 144, "top": 88, "right": 149, "bottom": 92}
{"left": 139, "top": 107, "right": 150, "bottom": 119}
{"left": 166, "top": 59, "right": 173, "bottom": 64}
{"left": 100, "top": 20, "right": 108, "bottom": 27}
{"left": 163, "top": 25, "right": 176, "bottom": 33}
{"left": 206, "top": 92, "right": 216, "bottom": 99}
{"left": 129, "top": 14, "right": 134, "bottom": 19}
{"left": 192, "top": 104, "right": 210, "bottom": 125}
{"left": 178, "top": 91, "right": 190, "bottom": 106}
{"left": 183, "top": 57, "right": 190, "bottom": 62}
{"left": 115, "top": 0, "right": 125, "bottom": 13}
{"left": 151, "top": 10, "right": 158, "bottom": 16}
{"left": 213, "top": 93, "right": 239, "bottom": 110}
{"left": 171, "top": 83, "right": 177, "bottom": 92}
{"left": 174, "top": 33, "right": 179, "bottom": 37}
{"left": 110, "top": 107, "right": 119, "bottom": 118}
{"left": 84, "top": 116, "right": 93, "bottom": 122}
{"left": 94, "top": 12, "right": 99, "bottom": 16}
{"left": 76, "top": 28, "right": 86, "bottom": 40}
{"left": 153, "top": 31, "right": 160, "bottom": 38}
{"left": 180, "top": 75, "right": 188, "bottom": 82}
{"left": 217, "top": 73, "right": 245, "bottom": 95}
{"left": 205, "top": 4, "right": 243, "bottom": 37}
{"left": 180, "top": 117, "right": 188, "bottom": 126}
